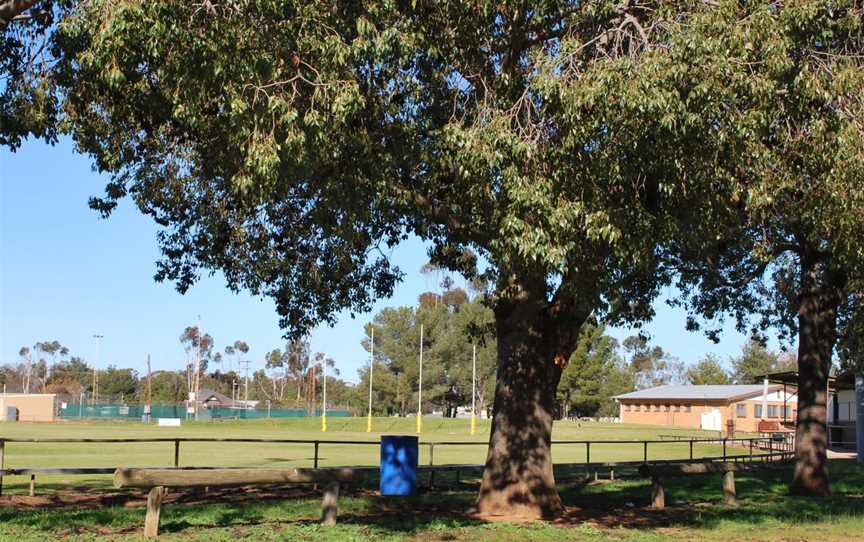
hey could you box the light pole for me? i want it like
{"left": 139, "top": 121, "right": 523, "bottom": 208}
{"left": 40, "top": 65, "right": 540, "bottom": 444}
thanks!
{"left": 194, "top": 315, "right": 202, "bottom": 421}
{"left": 239, "top": 359, "right": 251, "bottom": 407}
{"left": 417, "top": 324, "right": 424, "bottom": 434}
{"left": 92, "top": 334, "right": 103, "bottom": 406}
{"left": 321, "top": 357, "right": 328, "bottom": 432}
{"left": 471, "top": 343, "right": 477, "bottom": 436}
{"left": 366, "top": 326, "right": 374, "bottom": 433}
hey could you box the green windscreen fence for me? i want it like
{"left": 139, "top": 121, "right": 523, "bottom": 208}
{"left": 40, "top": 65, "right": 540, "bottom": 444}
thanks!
{"left": 60, "top": 404, "right": 350, "bottom": 420}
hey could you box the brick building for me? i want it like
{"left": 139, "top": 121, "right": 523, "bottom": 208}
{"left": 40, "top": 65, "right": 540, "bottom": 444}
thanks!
{"left": 0, "top": 393, "right": 58, "bottom": 422}
{"left": 615, "top": 385, "right": 797, "bottom": 433}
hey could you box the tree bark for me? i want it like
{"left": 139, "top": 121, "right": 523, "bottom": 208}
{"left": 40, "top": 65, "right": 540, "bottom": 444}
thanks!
{"left": 477, "top": 285, "right": 579, "bottom": 519}
{"left": 792, "top": 246, "right": 845, "bottom": 496}
{"left": 0, "top": 0, "right": 37, "bottom": 26}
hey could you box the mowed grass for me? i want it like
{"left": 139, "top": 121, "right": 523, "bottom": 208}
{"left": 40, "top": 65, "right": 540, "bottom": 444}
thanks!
{"left": 0, "top": 458, "right": 862, "bottom": 541}
{"left": 0, "top": 418, "right": 860, "bottom": 541}
{"left": 0, "top": 417, "right": 747, "bottom": 494}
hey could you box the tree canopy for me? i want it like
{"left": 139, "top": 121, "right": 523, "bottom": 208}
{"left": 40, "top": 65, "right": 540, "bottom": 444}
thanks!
{"left": 557, "top": 322, "right": 633, "bottom": 418}
{"left": 634, "top": 1, "right": 864, "bottom": 495}
{"left": 686, "top": 355, "right": 731, "bottom": 386}
{"left": 6, "top": 0, "right": 862, "bottom": 514}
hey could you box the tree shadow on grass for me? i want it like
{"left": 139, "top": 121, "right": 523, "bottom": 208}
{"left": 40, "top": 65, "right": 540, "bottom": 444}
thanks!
{"left": 1, "top": 484, "right": 485, "bottom": 538}
{"left": 4, "top": 461, "right": 862, "bottom": 538}
{"left": 156, "top": 491, "right": 485, "bottom": 536}
{"left": 558, "top": 459, "right": 864, "bottom": 530}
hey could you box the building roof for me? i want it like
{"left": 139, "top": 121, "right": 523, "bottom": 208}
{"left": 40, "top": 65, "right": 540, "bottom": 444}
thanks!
{"left": 761, "top": 370, "right": 852, "bottom": 390}
{"left": 197, "top": 389, "right": 234, "bottom": 406}
{"left": 615, "top": 384, "right": 782, "bottom": 402}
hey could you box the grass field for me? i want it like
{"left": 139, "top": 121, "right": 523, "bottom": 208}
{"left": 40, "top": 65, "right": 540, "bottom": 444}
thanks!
{"left": 0, "top": 417, "right": 748, "bottom": 494}
{"left": 0, "top": 458, "right": 861, "bottom": 541}
{"left": 3, "top": 417, "right": 851, "bottom": 542}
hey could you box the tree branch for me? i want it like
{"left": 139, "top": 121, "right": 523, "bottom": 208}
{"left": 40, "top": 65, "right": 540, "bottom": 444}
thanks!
{"left": 0, "top": 0, "right": 37, "bottom": 27}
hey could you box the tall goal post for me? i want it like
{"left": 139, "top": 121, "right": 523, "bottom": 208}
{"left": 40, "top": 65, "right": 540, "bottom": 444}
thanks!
{"left": 470, "top": 343, "right": 477, "bottom": 436}
{"left": 366, "top": 326, "right": 374, "bottom": 433}
{"left": 416, "top": 324, "right": 424, "bottom": 434}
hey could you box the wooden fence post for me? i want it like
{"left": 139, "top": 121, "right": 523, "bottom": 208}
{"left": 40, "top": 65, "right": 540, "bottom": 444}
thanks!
{"left": 29, "top": 474, "right": 35, "bottom": 497}
{"left": 643, "top": 441, "right": 648, "bottom": 463}
{"left": 428, "top": 443, "right": 435, "bottom": 489}
{"left": 321, "top": 482, "right": 339, "bottom": 525}
{"left": 689, "top": 440, "right": 694, "bottom": 461}
{"left": 173, "top": 440, "right": 180, "bottom": 468}
{"left": 586, "top": 442, "right": 591, "bottom": 465}
{"left": 144, "top": 486, "right": 164, "bottom": 538}
{"left": 651, "top": 476, "right": 665, "bottom": 509}
{"left": 722, "top": 470, "right": 736, "bottom": 505}
{"left": 314, "top": 441, "right": 320, "bottom": 469}
{"left": 722, "top": 439, "right": 727, "bottom": 461}
{"left": 0, "top": 439, "right": 5, "bottom": 496}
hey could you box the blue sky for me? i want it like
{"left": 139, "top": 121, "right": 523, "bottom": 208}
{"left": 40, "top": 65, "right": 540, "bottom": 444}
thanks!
{"left": 1, "top": 138, "right": 775, "bottom": 383}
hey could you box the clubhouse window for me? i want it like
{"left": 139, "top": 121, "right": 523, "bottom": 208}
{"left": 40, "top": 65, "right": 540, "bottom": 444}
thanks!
{"left": 736, "top": 404, "right": 747, "bottom": 418}
{"left": 755, "top": 404, "right": 763, "bottom": 418}
{"left": 768, "top": 405, "right": 779, "bottom": 418}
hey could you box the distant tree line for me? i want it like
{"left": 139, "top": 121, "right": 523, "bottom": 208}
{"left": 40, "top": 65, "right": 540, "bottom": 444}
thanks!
{"left": 1, "top": 323, "right": 803, "bottom": 415}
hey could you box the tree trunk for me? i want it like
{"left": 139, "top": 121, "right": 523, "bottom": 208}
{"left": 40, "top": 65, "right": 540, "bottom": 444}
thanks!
{"left": 792, "top": 247, "right": 845, "bottom": 496}
{"left": 477, "top": 292, "right": 571, "bottom": 519}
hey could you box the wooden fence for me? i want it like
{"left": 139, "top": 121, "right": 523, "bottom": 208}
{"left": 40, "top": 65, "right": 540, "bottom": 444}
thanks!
{"left": 0, "top": 436, "right": 792, "bottom": 495}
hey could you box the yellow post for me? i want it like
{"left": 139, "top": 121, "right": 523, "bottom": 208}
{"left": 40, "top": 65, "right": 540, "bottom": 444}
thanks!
{"left": 470, "top": 343, "right": 477, "bottom": 436}
{"left": 366, "top": 326, "right": 374, "bottom": 433}
{"left": 321, "top": 355, "right": 328, "bottom": 433}
{"left": 417, "top": 324, "right": 423, "bottom": 434}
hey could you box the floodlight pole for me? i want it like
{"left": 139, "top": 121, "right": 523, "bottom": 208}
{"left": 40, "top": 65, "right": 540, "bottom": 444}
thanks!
{"left": 239, "top": 359, "right": 251, "bottom": 407}
{"left": 471, "top": 343, "right": 477, "bottom": 436}
{"left": 367, "top": 326, "right": 375, "bottom": 433}
{"left": 145, "top": 354, "right": 152, "bottom": 422}
{"left": 321, "top": 350, "right": 328, "bottom": 432}
{"left": 417, "top": 324, "right": 424, "bottom": 434}
{"left": 93, "top": 334, "right": 103, "bottom": 405}
{"left": 194, "top": 316, "right": 202, "bottom": 421}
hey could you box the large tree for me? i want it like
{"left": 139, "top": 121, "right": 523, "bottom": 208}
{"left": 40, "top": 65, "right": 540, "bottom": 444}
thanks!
{"left": 557, "top": 322, "right": 632, "bottom": 418}
{"left": 642, "top": 1, "right": 864, "bottom": 495}
{"left": 730, "top": 339, "right": 786, "bottom": 385}
{"left": 686, "top": 355, "right": 731, "bottom": 386}
{"left": 622, "top": 336, "right": 686, "bottom": 390}
{"left": 9, "top": 2, "right": 724, "bottom": 517}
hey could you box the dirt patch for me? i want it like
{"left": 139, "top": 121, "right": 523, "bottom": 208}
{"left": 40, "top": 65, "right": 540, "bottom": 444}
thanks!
{"left": 0, "top": 485, "right": 382, "bottom": 510}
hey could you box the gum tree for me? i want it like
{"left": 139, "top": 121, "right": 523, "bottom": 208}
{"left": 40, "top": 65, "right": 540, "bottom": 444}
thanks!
{"left": 12, "top": 2, "right": 722, "bottom": 517}
{"left": 637, "top": 1, "right": 864, "bottom": 495}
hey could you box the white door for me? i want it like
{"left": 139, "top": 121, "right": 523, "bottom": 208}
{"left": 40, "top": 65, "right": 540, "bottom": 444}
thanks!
{"left": 701, "top": 408, "right": 721, "bottom": 431}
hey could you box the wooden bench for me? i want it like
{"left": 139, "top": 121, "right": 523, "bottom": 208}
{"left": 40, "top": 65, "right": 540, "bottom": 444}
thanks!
{"left": 0, "top": 467, "right": 116, "bottom": 496}
{"left": 113, "top": 467, "right": 369, "bottom": 538}
{"left": 638, "top": 460, "right": 791, "bottom": 509}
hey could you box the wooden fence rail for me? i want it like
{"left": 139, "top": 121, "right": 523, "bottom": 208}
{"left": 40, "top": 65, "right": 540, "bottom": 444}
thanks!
{"left": 0, "top": 435, "right": 787, "bottom": 496}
